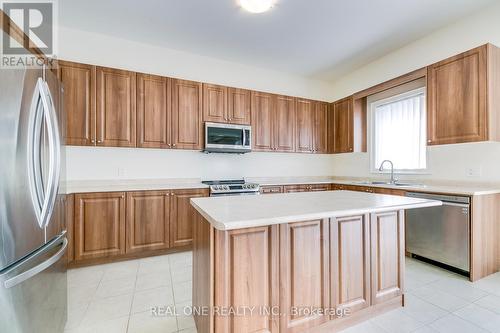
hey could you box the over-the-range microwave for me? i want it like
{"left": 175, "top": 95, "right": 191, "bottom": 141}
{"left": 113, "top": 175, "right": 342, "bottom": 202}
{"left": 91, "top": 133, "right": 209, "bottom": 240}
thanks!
{"left": 204, "top": 122, "right": 251, "bottom": 153}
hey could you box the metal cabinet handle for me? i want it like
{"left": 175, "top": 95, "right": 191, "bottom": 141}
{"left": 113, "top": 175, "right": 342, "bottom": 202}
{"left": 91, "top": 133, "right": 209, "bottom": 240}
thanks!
{"left": 172, "top": 144, "right": 176, "bottom": 147}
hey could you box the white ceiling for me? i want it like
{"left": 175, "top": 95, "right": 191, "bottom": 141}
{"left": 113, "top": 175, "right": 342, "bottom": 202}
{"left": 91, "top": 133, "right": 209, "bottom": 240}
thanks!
{"left": 59, "top": 0, "right": 497, "bottom": 82}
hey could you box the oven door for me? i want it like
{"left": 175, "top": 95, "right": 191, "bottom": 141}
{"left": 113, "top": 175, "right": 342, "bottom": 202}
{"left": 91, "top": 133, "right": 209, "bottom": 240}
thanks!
{"left": 204, "top": 122, "right": 251, "bottom": 153}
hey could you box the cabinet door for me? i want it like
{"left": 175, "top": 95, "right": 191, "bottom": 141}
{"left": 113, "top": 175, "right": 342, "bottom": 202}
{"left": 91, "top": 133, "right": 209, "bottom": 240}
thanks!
{"left": 74, "top": 192, "right": 126, "bottom": 261}
{"left": 330, "top": 215, "right": 370, "bottom": 314}
{"left": 309, "top": 184, "right": 330, "bottom": 192}
{"left": 214, "top": 226, "right": 280, "bottom": 333}
{"left": 313, "top": 102, "right": 328, "bottom": 153}
{"left": 137, "top": 74, "right": 170, "bottom": 148}
{"left": 280, "top": 220, "right": 329, "bottom": 332}
{"left": 228, "top": 88, "right": 251, "bottom": 125}
{"left": 283, "top": 185, "right": 310, "bottom": 193}
{"left": 295, "top": 99, "right": 314, "bottom": 153}
{"left": 96, "top": 67, "right": 136, "bottom": 147}
{"left": 126, "top": 191, "right": 170, "bottom": 253}
{"left": 170, "top": 189, "right": 208, "bottom": 247}
{"left": 274, "top": 95, "right": 296, "bottom": 152}
{"left": 57, "top": 61, "right": 95, "bottom": 146}
{"left": 251, "top": 92, "right": 274, "bottom": 151}
{"left": 331, "top": 98, "right": 353, "bottom": 153}
{"left": 370, "top": 211, "right": 405, "bottom": 304}
{"left": 203, "top": 83, "right": 228, "bottom": 123}
{"left": 171, "top": 79, "right": 203, "bottom": 149}
{"left": 427, "top": 46, "right": 487, "bottom": 145}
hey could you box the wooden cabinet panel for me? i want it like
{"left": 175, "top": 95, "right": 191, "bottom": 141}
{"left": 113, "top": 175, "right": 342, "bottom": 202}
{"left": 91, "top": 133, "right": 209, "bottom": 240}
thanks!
{"left": 58, "top": 61, "right": 96, "bottom": 146}
{"left": 228, "top": 88, "right": 251, "bottom": 125}
{"left": 215, "top": 226, "right": 279, "bottom": 333}
{"left": 171, "top": 79, "right": 203, "bottom": 149}
{"left": 372, "top": 188, "right": 406, "bottom": 196}
{"left": 274, "top": 95, "right": 296, "bottom": 152}
{"left": 203, "top": 83, "right": 227, "bottom": 123}
{"left": 370, "top": 211, "right": 405, "bottom": 304}
{"left": 330, "top": 97, "right": 353, "bottom": 153}
{"left": 137, "top": 74, "right": 170, "bottom": 148}
{"left": 260, "top": 185, "right": 284, "bottom": 194}
{"left": 330, "top": 215, "right": 370, "bottom": 314}
{"left": 74, "top": 192, "right": 126, "bottom": 260}
{"left": 251, "top": 91, "right": 274, "bottom": 151}
{"left": 280, "top": 220, "right": 329, "bottom": 332}
{"left": 65, "top": 194, "right": 75, "bottom": 264}
{"left": 295, "top": 99, "right": 314, "bottom": 153}
{"left": 313, "top": 102, "right": 329, "bottom": 153}
{"left": 428, "top": 46, "right": 487, "bottom": 145}
{"left": 284, "top": 184, "right": 330, "bottom": 193}
{"left": 170, "top": 189, "right": 208, "bottom": 247}
{"left": 126, "top": 191, "right": 170, "bottom": 253}
{"left": 96, "top": 67, "right": 136, "bottom": 147}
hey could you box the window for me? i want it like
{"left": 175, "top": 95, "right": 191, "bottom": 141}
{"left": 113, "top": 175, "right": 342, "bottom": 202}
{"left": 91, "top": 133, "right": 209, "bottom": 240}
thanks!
{"left": 369, "top": 87, "right": 427, "bottom": 173}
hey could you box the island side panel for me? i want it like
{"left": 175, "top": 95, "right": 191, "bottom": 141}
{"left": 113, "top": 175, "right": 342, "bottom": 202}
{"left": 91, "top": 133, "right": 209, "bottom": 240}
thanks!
{"left": 370, "top": 210, "right": 405, "bottom": 304}
{"left": 214, "top": 225, "right": 280, "bottom": 333}
{"left": 193, "top": 211, "right": 214, "bottom": 333}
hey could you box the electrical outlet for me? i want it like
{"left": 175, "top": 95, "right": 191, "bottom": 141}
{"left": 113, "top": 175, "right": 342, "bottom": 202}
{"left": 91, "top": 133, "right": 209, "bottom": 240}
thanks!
{"left": 117, "top": 167, "right": 126, "bottom": 177}
{"left": 466, "top": 167, "right": 481, "bottom": 177}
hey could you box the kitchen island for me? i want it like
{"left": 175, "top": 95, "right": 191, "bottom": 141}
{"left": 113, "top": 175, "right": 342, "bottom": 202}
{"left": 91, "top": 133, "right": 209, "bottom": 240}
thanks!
{"left": 190, "top": 190, "right": 440, "bottom": 333}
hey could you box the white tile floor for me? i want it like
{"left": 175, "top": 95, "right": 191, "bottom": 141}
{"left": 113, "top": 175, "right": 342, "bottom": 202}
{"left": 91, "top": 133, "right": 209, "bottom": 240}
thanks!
{"left": 66, "top": 252, "right": 500, "bottom": 333}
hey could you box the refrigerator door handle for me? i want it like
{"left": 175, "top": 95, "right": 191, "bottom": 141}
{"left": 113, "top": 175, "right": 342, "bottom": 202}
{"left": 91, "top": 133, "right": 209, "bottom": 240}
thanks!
{"left": 27, "top": 78, "right": 61, "bottom": 229}
{"left": 2, "top": 235, "right": 67, "bottom": 289}
{"left": 39, "top": 78, "right": 61, "bottom": 229}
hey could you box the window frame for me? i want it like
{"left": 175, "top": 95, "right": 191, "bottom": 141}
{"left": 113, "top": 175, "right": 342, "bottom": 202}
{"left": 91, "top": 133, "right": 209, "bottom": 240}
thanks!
{"left": 368, "top": 86, "right": 429, "bottom": 175}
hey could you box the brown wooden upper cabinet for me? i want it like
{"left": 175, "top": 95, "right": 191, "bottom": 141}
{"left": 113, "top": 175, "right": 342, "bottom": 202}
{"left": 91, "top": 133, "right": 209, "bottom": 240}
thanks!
{"left": 427, "top": 44, "right": 500, "bottom": 145}
{"left": 136, "top": 74, "right": 170, "bottom": 148}
{"left": 251, "top": 92, "right": 296, "bottom": 152}
{"left": 296, "top": 99, "right": 329, "bottom": 154}
{"left": 203, "top": 84, "right": 251, "bottom": 125}
{"left": 171, "top": 79, "right": 204, "bottom": 150}
{"left": 329, "top": 97, "right": 353, "bottom": 153}
{"left": 57, "top": 60, "right": 95, "bottom": 146}
{"left": 96, "top": 66, "right": 137, "bottom": 147}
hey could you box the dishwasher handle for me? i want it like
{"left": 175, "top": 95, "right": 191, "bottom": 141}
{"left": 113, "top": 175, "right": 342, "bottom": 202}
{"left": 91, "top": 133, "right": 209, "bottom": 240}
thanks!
{"left": 406, "top": 192, "right": 470, "bottom": 205}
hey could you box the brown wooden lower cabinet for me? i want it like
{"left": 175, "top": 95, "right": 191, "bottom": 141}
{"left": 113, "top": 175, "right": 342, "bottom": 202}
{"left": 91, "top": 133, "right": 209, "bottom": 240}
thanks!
{"left": 71, "top": 188, "right": 208, "bottom": 264}
{"left": 126, "top": 190, "right": 171, "bottom": 253}
{"left": 74, "top": 192, "right": 126, "bottom": 261}
{"left": 170, "top": 189, "right": 208, "bottom": 247}
{"left": 370, "top": 211, "right": 405, "bottom": 304}
{"left": 283, "top": 184, "right": 331, "bottom": 193}
{"left": 331, "top": 184, "right": 406, "bottom": 196}
{"left": 196, "top": 211, "right": 405, "bottom": 333}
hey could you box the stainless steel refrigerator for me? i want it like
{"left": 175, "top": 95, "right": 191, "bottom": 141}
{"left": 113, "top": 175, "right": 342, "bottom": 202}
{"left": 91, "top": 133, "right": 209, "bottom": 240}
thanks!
{"left": 0, "top": 58, "right": 67, "bottom": 331}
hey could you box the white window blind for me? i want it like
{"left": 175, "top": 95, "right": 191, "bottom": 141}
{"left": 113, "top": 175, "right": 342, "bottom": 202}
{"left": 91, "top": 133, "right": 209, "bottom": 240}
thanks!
{"left": 370, "top": 87, "right": 426, "bottom": 171}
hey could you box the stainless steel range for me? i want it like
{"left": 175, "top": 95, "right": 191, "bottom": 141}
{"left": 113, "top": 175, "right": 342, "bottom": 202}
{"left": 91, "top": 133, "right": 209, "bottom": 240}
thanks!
{"left": 202, "top": 179, "right": 260, "bottom": 196}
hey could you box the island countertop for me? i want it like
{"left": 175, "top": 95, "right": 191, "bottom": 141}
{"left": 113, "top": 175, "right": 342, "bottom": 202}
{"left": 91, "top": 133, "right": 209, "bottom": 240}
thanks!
{"left": 190, "top": 190, "right": 441, "bottom": 230}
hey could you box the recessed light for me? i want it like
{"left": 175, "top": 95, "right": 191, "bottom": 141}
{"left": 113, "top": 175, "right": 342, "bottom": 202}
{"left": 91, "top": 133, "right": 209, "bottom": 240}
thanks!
{"left": 239, "top": 0, "right": 275, "bottom": 13}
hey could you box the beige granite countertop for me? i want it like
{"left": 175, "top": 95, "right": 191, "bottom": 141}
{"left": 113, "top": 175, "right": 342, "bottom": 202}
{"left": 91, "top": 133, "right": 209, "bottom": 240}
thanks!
{"left": 191, "top": 190, "right": 441, "bottom": 230}
{"left": 61, "top": 176, "right": 500, "bottom": 196}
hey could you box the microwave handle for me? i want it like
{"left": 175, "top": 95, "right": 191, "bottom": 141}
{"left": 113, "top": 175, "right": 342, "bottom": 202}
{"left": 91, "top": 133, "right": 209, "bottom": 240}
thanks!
{"left": 243, "top": 129, "right": 246, "bottom": 147}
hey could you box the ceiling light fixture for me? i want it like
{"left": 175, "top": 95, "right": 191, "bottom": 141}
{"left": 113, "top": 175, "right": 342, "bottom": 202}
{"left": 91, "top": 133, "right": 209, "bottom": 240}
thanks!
{"left": 239, "top": 0, "right": 275, "bottom": 13}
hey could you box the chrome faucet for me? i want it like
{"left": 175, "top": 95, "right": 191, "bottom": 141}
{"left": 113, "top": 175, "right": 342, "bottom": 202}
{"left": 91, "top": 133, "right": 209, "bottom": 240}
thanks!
{"left": 378, "top": 160, "right": 397, "bottom": 184}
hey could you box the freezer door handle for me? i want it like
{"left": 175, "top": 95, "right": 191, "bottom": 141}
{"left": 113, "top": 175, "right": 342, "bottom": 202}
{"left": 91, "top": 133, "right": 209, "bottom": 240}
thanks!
{"left": 2, "top": 236, "right": 67, "bottom": 289}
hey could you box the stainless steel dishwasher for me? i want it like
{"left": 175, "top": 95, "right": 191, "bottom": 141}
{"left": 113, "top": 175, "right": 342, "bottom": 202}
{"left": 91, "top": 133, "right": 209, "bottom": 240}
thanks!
{"left": 405, "top": 192, "right": 470, "bottom": 273}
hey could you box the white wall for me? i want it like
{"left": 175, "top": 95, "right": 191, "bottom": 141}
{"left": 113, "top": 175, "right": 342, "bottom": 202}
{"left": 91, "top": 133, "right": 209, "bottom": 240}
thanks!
{"left": 330, "top": 2, "right": 500, "bottom": 183}
{"left": 65, "top": 147, "right": 336, "bottom": 181}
